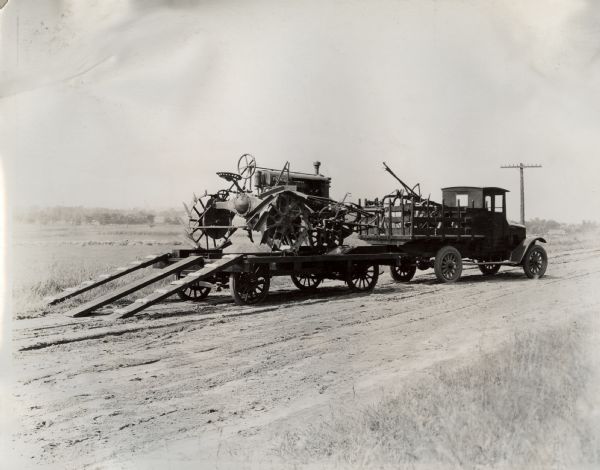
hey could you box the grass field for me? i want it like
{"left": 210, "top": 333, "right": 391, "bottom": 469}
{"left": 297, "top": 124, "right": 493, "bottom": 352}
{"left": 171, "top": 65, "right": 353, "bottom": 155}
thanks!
{"left": 10, "top": 223, "right": 274, "bottom": 317}
{"left": 11, "top": 224, "right": 186, "bottom": 317}
{"left": 279, "top": 320, "right": 600, "bottom": 468}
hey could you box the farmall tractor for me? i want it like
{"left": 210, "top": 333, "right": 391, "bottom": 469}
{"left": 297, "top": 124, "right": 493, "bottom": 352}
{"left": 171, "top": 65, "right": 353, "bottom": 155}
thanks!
{"left": 182, "top": 154, "right": 375, "bottom": 253}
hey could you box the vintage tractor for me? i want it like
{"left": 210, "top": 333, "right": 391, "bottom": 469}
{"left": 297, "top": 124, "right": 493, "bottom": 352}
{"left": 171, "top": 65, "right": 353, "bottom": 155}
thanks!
{"left": 183, "top": 154, "right": 376, "bottom": 253}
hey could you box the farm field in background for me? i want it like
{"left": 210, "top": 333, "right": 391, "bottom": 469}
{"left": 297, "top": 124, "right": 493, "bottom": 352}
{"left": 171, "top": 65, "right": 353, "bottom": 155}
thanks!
{"left": 10, "top": 223, "right": 282, "bottom": 317}
{"left": 11, "top": 224, "right": 184, "bottom": 316}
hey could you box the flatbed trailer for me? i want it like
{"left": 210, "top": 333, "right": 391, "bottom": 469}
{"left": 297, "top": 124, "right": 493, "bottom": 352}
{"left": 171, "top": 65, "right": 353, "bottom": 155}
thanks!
{"left": 49, "top": 246, "right": 407, "bottom": 319}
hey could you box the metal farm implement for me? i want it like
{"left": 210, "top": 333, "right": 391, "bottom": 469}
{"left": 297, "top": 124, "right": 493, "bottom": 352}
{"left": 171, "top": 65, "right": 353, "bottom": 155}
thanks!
{"left": 48, "top": 155, "right": 549, "bottom": 319}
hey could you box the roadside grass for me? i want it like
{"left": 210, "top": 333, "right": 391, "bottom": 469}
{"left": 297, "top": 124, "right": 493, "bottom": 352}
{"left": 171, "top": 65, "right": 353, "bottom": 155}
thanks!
{"left": 10, "top": 224, "right": 269, "bottom": 318}
{"left": 11, "top": 224, "right": 186, "bottom": 318}
{"left": 279, "top": 322, "right": 600, "bottom": 468}
{"left": 11, "top": 258, "right": 176, "bottom": 318}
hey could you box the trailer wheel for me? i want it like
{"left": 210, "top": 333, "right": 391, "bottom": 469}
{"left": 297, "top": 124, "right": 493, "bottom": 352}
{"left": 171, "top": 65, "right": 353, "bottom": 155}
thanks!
{"left": 176, "top": 273, "right": 211, "bottom": 301}
{"left": 390, "top": 258, "right": 416, "bottom": 282}
{"left": 291, "top": 274, "right": 322, "bottom": 292}
{"left": 434, "top": 246, "right": 463, "bottom": 283}
{"left": 230, "top": 267, "right": 270, "bottom": 305}
{"left": 479, "top": 264, "right": 501, "bottom": 276}
{"left": 522, "top": 245, "right": 547, "bottom": 279}
{"left": 346, "top": 263, "right": 379, "bottom": 292}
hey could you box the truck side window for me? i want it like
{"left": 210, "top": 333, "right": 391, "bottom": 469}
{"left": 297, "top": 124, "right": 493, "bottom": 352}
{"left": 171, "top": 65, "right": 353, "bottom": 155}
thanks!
{"left": 485, "top": 195, "right": 492, "bottom": 211}
{"left": 456, "top": 194, "right": 468, "bottom": 207}
{"left": 494, "top": 194, "right": 504, "bottom": 213}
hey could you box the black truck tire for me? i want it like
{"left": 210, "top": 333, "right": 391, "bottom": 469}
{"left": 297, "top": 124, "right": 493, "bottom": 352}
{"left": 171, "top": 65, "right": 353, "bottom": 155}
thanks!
{"left": 522, "top": 244, "right": 548, "bottom": 279}
{"left": 434, "top": 246, "right": 463, "bottom": 283}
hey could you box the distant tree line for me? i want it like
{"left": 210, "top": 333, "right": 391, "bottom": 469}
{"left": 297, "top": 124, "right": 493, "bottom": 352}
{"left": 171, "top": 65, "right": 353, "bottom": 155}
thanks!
{"left": 14, "top": 206, "right": 183, "bottom": 225}
{"left": 526, "top": 218, "right": 598, "bottom": 235}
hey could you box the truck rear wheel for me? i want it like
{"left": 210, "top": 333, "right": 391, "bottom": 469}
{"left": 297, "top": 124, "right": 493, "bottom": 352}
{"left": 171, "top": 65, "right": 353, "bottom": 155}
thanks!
{"left": 522, "top": 245, "right": 547, "bottom": 279}
{"left": 434, "top": 246, "right": 463, "bottom": 283}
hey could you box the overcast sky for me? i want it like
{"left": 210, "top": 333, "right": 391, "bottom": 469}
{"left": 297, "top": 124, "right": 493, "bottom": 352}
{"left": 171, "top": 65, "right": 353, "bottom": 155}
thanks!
{"left": 1, "top": 0, "right": 599, "bottom": 222}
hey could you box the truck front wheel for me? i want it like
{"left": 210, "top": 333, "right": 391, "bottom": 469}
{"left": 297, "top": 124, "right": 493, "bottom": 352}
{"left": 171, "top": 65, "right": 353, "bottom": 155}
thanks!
{"left": 522, "top": 245, "right": 548, "bottom": 279}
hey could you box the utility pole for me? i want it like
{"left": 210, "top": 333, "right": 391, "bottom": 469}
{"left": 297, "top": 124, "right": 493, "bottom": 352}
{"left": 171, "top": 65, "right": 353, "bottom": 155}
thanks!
{"left": 501, "top": 163, "right": 542, "bottom": 225}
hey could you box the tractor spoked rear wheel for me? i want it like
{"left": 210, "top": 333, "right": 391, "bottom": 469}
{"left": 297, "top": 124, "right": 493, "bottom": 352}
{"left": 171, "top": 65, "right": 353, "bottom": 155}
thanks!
{"left": 390, "top": 259, "right": 417, "bottom": 282}
{"left": 479, "top": 264, "right": 501, "bottom": 276}
{"left": 523, "top": 245, "right": 548, "bottom": 279}
{"left": 230, "top": 267, "right": 270, "bottom": 305}
{"left": 176, "top": 273, "right": 211, "bottom": 301}
{"left": 262, "top": 195, "right": 311, "bottom": 251}
{"left": 346, "top": 263, "right": 379, "bottom": 292}
{"left": 434, "top": 246, "right": 463, "bottom": 283}
{"left": 291, "top": 273, "right": 322, "bottom": 292}
{"left": 184, "top": 193, "right": 235, "bottom": 251}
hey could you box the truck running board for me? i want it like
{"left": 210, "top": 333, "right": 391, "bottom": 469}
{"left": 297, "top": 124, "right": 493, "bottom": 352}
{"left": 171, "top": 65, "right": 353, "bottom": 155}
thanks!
{"left": 111, "top": 254, "right": 243, "bottom": 319}
{"left": 64, "top": 255, "right": 206, "bottom": 318}
{"left": 47, "top": 253, "right": 171, "bottom": 305}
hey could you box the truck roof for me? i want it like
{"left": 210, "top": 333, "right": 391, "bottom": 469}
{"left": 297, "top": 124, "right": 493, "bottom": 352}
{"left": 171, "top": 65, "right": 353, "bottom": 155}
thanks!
{"left": 442, "top": 186, "right": 509, "bottom": 194}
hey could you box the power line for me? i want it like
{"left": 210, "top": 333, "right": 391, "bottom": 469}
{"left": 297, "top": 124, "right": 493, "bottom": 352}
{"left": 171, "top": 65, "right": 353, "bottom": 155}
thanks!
{"left": 500, "top": 163, "right": 542, "bottom": 225}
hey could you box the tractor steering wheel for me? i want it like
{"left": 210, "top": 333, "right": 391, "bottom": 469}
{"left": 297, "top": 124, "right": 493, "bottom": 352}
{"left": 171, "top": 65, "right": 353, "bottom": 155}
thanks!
{"left": 237, "top": 153, "right": 257, "bottom": 181}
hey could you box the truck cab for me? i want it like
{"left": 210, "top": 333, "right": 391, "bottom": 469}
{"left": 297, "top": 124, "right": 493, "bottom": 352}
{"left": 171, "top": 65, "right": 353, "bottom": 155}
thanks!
{"left": 441, "top": 186, "right": 525, "bottom": 257}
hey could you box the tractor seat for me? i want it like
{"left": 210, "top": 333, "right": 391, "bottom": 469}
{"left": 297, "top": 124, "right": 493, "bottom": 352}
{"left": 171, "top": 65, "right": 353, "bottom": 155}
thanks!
{"left": 216, "top": 171, "right": 242, "bottom": 182}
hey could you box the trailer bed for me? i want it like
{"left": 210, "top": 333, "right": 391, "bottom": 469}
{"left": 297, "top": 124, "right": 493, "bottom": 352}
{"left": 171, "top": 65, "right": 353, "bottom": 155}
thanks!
{"left": 54, "top": 246, "right": 406, "bottom": 319}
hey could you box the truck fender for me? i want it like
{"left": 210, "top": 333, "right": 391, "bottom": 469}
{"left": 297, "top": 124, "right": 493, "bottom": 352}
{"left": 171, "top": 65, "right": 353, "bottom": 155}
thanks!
{"left": 509, "top": 237, "right": 547, "bottom": 265}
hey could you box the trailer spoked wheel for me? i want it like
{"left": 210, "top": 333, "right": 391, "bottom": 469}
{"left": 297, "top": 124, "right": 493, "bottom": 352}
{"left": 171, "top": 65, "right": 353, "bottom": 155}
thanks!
{"left": 291, "top": 274, "right": 322, "bottom": 292}
{"left": 230, "top": 266, "right": 270, "bottom": 305}
{"left": 390, "top": 258, "right": 417, "bottom": 282}
{"left": 346, "top": 263, "right": 379, "bottom": 292}
{"left": 479, "top": 264, "right": 501, "bottom": 276}
{"left": 176, "top": 273, "right": 211, "bottom": 301}
{"left": 522, "top": 245, "right": 548, "bottom": 279}
{"left": 434, "top": 246, "right": 463, "bottom": 283}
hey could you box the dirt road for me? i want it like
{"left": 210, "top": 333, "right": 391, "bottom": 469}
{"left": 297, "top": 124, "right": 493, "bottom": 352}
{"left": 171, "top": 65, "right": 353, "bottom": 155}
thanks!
{"left": 8, "top": 245, "right": 600, "bottom": 469}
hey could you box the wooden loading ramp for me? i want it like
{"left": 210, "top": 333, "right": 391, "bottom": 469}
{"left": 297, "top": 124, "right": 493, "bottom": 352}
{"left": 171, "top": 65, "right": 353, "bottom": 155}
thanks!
{"left": 47, "top": 253, "right": 171, "bottom": 306}
{"left": 64, "top": 255, "right": 206, "bottom": 318}
{"left": 111, "top": 254, "right": 243, "bottom": 319}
